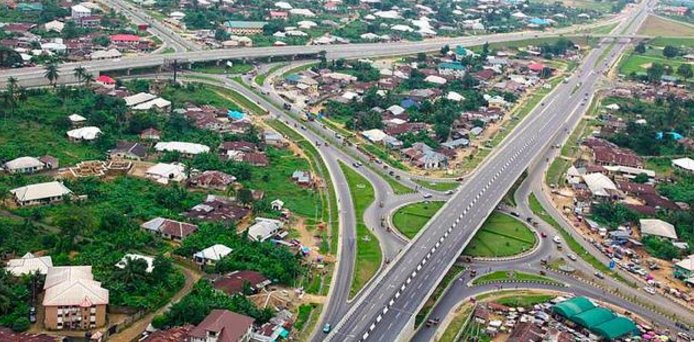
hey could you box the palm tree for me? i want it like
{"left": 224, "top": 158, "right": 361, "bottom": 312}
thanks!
{"left": 3, "top": 76, "right": 19, "bottom": 118}
{"left": 82, "top": 73, "right": 95, "bottom": 87}
{"left": 73, "top": 66, "right": 86, "bottom": 85}
{"left": 44, "top": 62, "right": 60, "bottom": 87}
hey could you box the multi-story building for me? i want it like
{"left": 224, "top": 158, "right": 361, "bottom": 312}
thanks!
{"left": 42, "top": 266, "right": 109, "bottom": 330}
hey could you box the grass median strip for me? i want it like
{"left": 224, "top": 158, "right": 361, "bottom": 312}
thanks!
{"left": 463, "top": 212, "right": 537, "bottom": 258}
{"left": 415, "top": 265, "right": 465, "bottom": 327}
{"left": 412, "top": 179, "right": 459, "bottom": 192}
{"left": 255, "top": 63, "right": 288, "bottom": 86}
{"left": 392, "top": 201, "right": 445, "bottom": 239}
{"left": 339, "top": 162, "right": 382, "bottom": 298}
{"left": 472, "top": 270, "right": 561, "bottom": 286}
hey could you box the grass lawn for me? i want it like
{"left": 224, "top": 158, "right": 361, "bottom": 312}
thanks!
{"left": 412, "top": 179, "right": 459, "bottom": 192}
{"left": 533, "top": 0, "right": 612, "bottom": 11}
{"left": 472, "top": 271, "right": 560, "bottom": 286}
{"left": 392, "top": 201, "right": 445, "bottom": 239}
{"left": 191, "top": 62, "right": 254, "bottom": 75}
{"left": 282, "top": 62, "right": 318, "bottom": 78}
{"left": 255, "top": 63, "right": 288, "bottom": 86}
{"left": 649, "top": 37, "right": 694, "bottom": 48}
{"left": 339, "top": 162, "right": 382, "bottom": 298}
{"left": 385, "top": 176, "right": 413, "bottom": 195}
{"left": 638, "top": 15, "right": 694, "bottom": 36}
{"left": 618, "top": 53, "right": 692, "bottom": 80}
{"left": 463, "top": 212, "right": 536, "bottom": 258}
{"left": 546, "top": 158, "right": 572, "bottom": 187}
{"left": 494, "top": 294, "right": 556, "bottom": 307}
{"left": 212, "top": 85, "right": 267, "bottom": 116}
{"left": 439, "top": 304, "right": 473, "bottom": 342}
{"left": 584, "top": 22, "right": 619, "bottom": 35}
{"left": 360, "top": 143, "right": 407, "bottom": 170}
{"left": 161, "top": 84, "right": 242, "bottom": 110}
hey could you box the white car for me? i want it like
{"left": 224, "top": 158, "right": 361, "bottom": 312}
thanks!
{"left": 567, "top": 254, "right": 577, "bottom": 261}
{"left": 643, "top": 287, "right": 656, "bottom": 295}
{"left": 553, "top": 236, "right": 561, "bottom": 244}
{"left": 422, "top": 193, "right": 432, "bottom": 199}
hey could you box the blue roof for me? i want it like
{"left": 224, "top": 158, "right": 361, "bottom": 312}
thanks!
{"left": 529, "top": 18, "right": 550, "bottom": 25}
{"left": 455, "top": 45, "right": 471, "bottom": 56}
{"left": 228, "top": 110, "right": 245, "bottom": 120}
{"left": 286, "top": 74, "right": 301, "bottom": 82}
{"left": 656, "top": 131, "right": 684, "bottom": 141}
{"left": 400, "top": 98, "right": 419, "bottom": 109}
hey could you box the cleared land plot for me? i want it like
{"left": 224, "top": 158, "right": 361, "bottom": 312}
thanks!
{"left": 463, "top": 212, "right": 536, "bottom": 257}
{"left": 638, "top": 15, "right": 694, "bottom": 36}
{"left": 392, "top": 201, "right": 445, "bottom": 239}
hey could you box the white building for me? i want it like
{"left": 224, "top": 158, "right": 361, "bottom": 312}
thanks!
{"left": 247, "top": 218, "right": 283, "bottom": 242}
{"left": 66, "top": 126, "right": 102, "bottom": 141}
{"left": 193, "top": 244, "right": 232, "bottom": 266}
{"left": 4, "top": 156, "right": 45, "bottom": 174}
{"left": 673, "top": 157, "right": 694, "bottom": 173}
{"left": 71, "top": 4, "right": 92, "bottom": 19}
{"left": 10, "top": 181, "right": 72, "bottom": 206}
{"left": 154, "top": 142, "right": 210, "bottom": 157}
{"left": 5, "top": 252, "right": 53, "bottom": 276}
{"left": 145, "top": 163, "right": 187, "bottom": 184}
{"left": 640, "top": 219, "right": 678, "bottom": 240}
{"left": 115, "top": 254, "right": 155, "bottom": 273}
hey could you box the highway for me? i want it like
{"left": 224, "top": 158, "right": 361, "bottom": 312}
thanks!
{"left": 96, "top": 0, "right": 199, "bottom": 52}
{"left": 0, "top": 13, "right": 629, "bottom": 89}
{"left": 323, "top": 1, "right": 657, "bottom": 340}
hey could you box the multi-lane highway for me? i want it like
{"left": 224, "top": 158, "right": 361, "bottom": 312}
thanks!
{"left": 0, "top": 12, "right": 630, "bottom": 89}
{"left": 323, "top": 1, "right": 658, "bottom": 340}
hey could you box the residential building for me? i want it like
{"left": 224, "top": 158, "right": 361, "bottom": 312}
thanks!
{"left": 291, "top": 170, "right": 313, "bottom": 186}
{"left": 155, "top": 142, "right": 211, "bottom": 157}
{"left": 213, "top": 270, "right": 270, "bottom": 296}
{"left": 224, "top": 21, "right": 267, "bottom": 35}
{"left": 184, "top": 195, "right": 251, "bottom": 224}
{"left": 10, "top": 181, "right": 72, "bottom": 206}
{"left": 67, "top": 126, "right": 102, "bottom": 141}
{"left": 71, "top": 4, "right": 91, "bottom": 19}
{"left": 141, "top": 217, "right": 198, "bottom": 242}
{"left": 189, "top": 171, "right": 236, "bottom": 191}
{"left": 140, "top": 128, "right": 161, "bottom": 141}
{"left": 639, "top": 219, "right": 678, "bottom": 240}
{"left": 437, "top": 62, "right": 466, "bottom": 78}
{"left": 146, "top": 163, "right": 187, "bottom": 184}
{"left": 194, "top": 244, "right": 232, "bottom": 266}
{"left": 5, "top": 252, "right": 53, "bottom": 276}
{"left": 43, "top": 266, "right": 109, "bottom": 330}
{"left": 110, "top": 141, "right": 148, "bottom": 160}
{"left": 247, "top": 217, "right": 283, "bottom": 242}
{"left": 674, "top": 256, "right": 694, "bottom": 280}
{"left": 4, "top": 156, "right": 45, "bottom": 174}
{"left": 672, "top": 157, "right": 694, "bottom": 173}
{"left": 188, "top": 309, "right": 254, "bottom": 342}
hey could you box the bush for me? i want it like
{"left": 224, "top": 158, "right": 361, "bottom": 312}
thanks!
{"left": 11, "top": 317, "right": 30, "bottom": 332}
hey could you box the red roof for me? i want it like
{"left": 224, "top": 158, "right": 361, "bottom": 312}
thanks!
{"left": 110, "top": 34, "right": 141, "bottom": 42}
{"left": 189, "top": 310, "right": 254, "bottom": 342}
{"left": 96, "top": 75, "right": 115, "bottom": 84}
{"left": 528, "top": 62, "right": 545, "bottom": 72}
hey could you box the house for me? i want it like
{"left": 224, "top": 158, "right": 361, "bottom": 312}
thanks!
{"left": 71, "top": 4, "right": 91, "bottom": 19}
{"left": 141, "top": 217, "right": 198, "bottom": 241}
{"left": 672, "top": 157, "right": 694, "bottom": 173}
{"left": 189, "top": 171, "right": 236, "bottom": 191}
{"left": 263, "top": 131, "right": 285, "bottom": 147}
{"left": 10, "top": 181, "right": 72, "bottom": 206}
{"left": 213, "top": 270, "right": 271, "bottom": 296}
{"left": 361, "top": 129, "right": 388, "bottom": 143}
{"left": 44, "top": 20, "right": 64, "bottom": 32}
{"left": 68, "top": 114, "right": 87, "bottom": 127}
{"left": 188, "top": 309, "right": 254, "bottom": 342}
{"left": 4, "top": 156, "right": 45, "bottom": 174}
{"left": 39, "top": 155, "right": 59, "bottom": 170}
{"left": 5, "top": 252, "right": 53, "bottom": 276}
{"left": 140, "top": 128, "right": 161, "bottom": 141}
{"left": 146, "top": 163, "right": 186, "bottom": 184}
{"left": 90, "top": 49, "right": 122, "bottom": 60}
{"left": 115, "top": 254, "right": 155, "bottom": 273}
{"left": 402, "top": 143, "right": 448, "bottom": 169}
{"left": 43, "top": 266, "right": 109, "bottom": 330}
{"left": 582, "top": 173, "right": 619, "bottom": 199}
{"left": 242, "top": 153, "right": 269, "bottom": 167}
{"left": 110, "top": 141, "right": 148, "bottom": 160}
{"left": 67, "top": 126, "right": 102, "bottom": 141}
{"left": 639, "top": 219, "right": 678, "bottom": 240}
{"left": 424, "top": 75, "right": 447, "bottom": 85}
{"left": 271, "top": 199, "right": 284, "bottom": 211}
{"left": 194, "top": 244, "right": 232, "bottom": 266}
{"left": 142, "top": 325, "right": 194, "bottom": 341}
{"left": 247, "top": 217, "right": 283, "bottom": 242}
{"left": 184, "top": 196, "right": 251, "bottom": 224}
{"left": 124, "top": 92, "right": 157, "bottom": 107}
{"left": 110, "top": 34, "right": 141, "bottom": 44}
{"left": 291, "top": 170, "right": 313, "bottom": 186}
{"left": 0, "top": 327, "right": 57, "bottom": 341}
{"left": 155, "top": 142, "right": 210, "bottom": 157}
{"left": 224, "top": 21, "right": 267, "bottom": 35}
{"left": 437, "top": 62, "right": 466, "bottom": 78}
{"left": 96, "top": 75, "right": 116, "bottom": 86}
{"left": 441, "top": 138, "right": 469, "bottom": 150}
{"left": 674, "top": 256, "right": 694, "bottom": 280}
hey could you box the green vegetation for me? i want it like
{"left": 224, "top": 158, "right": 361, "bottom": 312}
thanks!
{"left": 384, "top": 176, "right": 414, "bottom": 195}
{"left": 546, "top": 158, "right": 572, "bottom": 187}
{"left": 153, "top": 280, "right": 273, "bottom": 328}
{"left": 495, "top": 294, "right": 556, "bottom": 307}
{"left": 413, "top": 179, "right": 459, "bottom": 192}
{"left": 282, "top": 62, "right": 318, "bottom": 78}
{"left": 392, "top": 201, "right": 445, "bottom": 239}
{"left": 585, "top": 22, "right": 619, "bottom": 35}
{"left": 192, "top": 62, "right": 254, "bottom": 75}
{"left": 209, "top": 85, "right": 267, "bottom": 116}
{"left": 255, "top": 63, "right": 288, "bottom": 86}
{"left": 649, "top": 37, "right": 694, "bottom": 48}
{"left": 339, "top": 162, "right": 382, "bottom": 297}
{"left": 0, "top": 270, "right": 34, "bottom": 332}
{"left": 638, "top": 15, "right": 694, "bottom": 37}
{"left": 439, "top": 305, "right": 474, "bottom": 342}
{"left": 415, "top": 265, "right": 465, "bottom": 327}
{"left": 502, "top": 170, "right": 527, "bottom": 207}
{"left": 472, "top": 270, "right": 561, "bottom": 286}
{"left": 464, "top": 212, "right": 537, "bottom": 257}
{"left": 293, "top": 304, "right": 316, "bottom": 331}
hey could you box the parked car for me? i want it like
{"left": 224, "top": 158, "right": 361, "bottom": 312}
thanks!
{"left": 445, "top": 190, "right": 454, "bottom": 195}
{"left": 540, "top": 232, "right": 547, "bottom": 238}
{"left": 422, "top": 193, "right": 432, "bottom": 199}
{"left": 643, "top": 287, "right": 656, "bottom": 295}
{"left": 567, "top": 254, "right": 577, "bottom": 261}
{"left": 323, "top": 323, "right": 332, "bottom": 333}
{"left": 594, "top": 272, "right": 604, "bottom": 279}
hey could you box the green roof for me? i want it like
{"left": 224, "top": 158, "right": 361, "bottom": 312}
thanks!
{"left": 593, "top": 317, "right": 639, "bottom": 340}
{"left": 572, "top": 307, "right": 616, "bottom": 328}
{"left": 438, "top": 62, "right": 465, "bottom": 70}
{"left": 552, "top": 297, "right": 596, "bottom": 318}
{"left": 224, "top": 21, "right": 268, "bottom": 29}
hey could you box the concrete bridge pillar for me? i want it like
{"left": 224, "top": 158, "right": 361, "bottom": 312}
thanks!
{"left": 126, "top": 68, "right": 132, "bottom": 76}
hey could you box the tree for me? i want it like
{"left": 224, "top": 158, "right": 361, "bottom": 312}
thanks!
{"left": 440, "top": 44, "right": 450, "bottom": 55}
{"left": 633, "top": 172, "right": 650, "bottom": 184}
{"left": 237, "top": 188, "right": 253, "bottom": 205}
{"left": 0, "top": 46, "right": 22, "bottom": 67}
{"left": 44, "top": 62, "right": 60, "bottom": 87}
{"left": 92, "top": 35, "right": 111, "bottom": 47}
{"left": 646, "top": 63, "right": 664, "bottom": 83}
{"left": 3, "top": 77, "right": 20, "bottom": 117}
{"left": 634, "top": 42, "right": 646, "bottom": 54}
{"left": 214, "top": 28, "right": 230, "bottom": 42}
{"left": 677, "top": 63, "right": 693, "bottom": 81}
{"left": 62, "top": 21, "right": 79, "bottom": 39}
{"left": 663, "top": 45, "right": 679, "bottom": 59}
{"left": 416, "top": 52, "right": 427, "bottom": 62}
{"left": 73, "top": 66, "right": 87, "bottom": 85}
